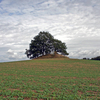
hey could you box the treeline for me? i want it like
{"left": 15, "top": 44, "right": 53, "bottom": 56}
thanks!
{"left": 83, "top": 56, "right": 100, "bottom": 61}
{"left": 91, "top": 56, "right": 100, "bottom": 60}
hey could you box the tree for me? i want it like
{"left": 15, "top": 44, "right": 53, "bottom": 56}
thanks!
{"left": 91, "top": 56, "right": 100, "bottom": 60}
{"left": 25, "top": 31, "right": 69, "bottom": 59}
{"left": 53, "top": 39, "right": 68, "bottom": 55}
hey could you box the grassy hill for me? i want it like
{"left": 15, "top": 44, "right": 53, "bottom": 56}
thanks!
{"left": 0, "top": 58, "right": 100, "bottom": 100}
{"left": 35, "top": 52, "right": 69, "bottom": 59}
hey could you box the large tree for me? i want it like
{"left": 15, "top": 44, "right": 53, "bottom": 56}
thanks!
{"left": 25, "top": 31, "right": 69, "bottom": 59}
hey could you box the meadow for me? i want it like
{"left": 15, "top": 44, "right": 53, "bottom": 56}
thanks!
{"left": 0, "top": 58, "right": 100, "bottom": 100}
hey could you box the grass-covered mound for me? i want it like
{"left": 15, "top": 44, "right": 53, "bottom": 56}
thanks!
{"left": 36, "top": 52, "right": 69, "bottom": 59}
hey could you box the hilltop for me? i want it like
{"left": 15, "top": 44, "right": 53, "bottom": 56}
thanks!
{"left": 35, "top": 52, "right": 69, "bottom": 59}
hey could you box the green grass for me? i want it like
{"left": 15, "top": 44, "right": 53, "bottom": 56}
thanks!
{"left": 0, "top": 58, "right": 100, "bottom": 100}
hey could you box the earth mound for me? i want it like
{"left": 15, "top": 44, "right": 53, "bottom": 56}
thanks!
{"left": 36, "top": 52, "right": 69, "bottom": 59}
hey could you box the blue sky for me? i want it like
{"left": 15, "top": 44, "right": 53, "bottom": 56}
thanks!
{"left": 0, "top": 0, "right": 100, "bottom": 62}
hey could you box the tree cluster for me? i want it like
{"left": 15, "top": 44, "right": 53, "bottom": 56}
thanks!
{"left": 91, "top": 56, "right": 100, "bottom": 60}
{"left": 25, "top": 31, "right": 69, "bottom": 59}
{"left": 83, "top": 58, "right": 90, "bottom": 60}
{"left": 83, "top": 56, "right": 100, "bottom": 61}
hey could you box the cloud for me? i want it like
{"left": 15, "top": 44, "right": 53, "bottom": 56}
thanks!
{"left": 0, "top": 0, "right": 100, "bottom": 62}
{"left": 67, "top": 36, "right": 100, "bottom": 59}
{"left": 7, "top": 49, "right": 19, "bottom": 60}
{"left": 7, "top": 49, "right": 14, "bottom": 54}
{"left": 6, "top": 49, "right": 28, "bottom": 61}
{"left": 69, "top": 49, "right": 100, "bottom": 59}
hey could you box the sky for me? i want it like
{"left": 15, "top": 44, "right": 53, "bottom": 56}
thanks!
{"left": 0, "top": 0, "right": 100, "bottom": 62}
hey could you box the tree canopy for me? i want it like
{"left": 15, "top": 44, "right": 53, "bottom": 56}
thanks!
{"left": 25, "top": 31, "right": 69, "bottom": 59}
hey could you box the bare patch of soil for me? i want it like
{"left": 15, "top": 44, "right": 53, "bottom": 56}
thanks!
{"left": 78, "top": 91, "right": 83, "bottom": 96}
{"left": 34, "top": 52, "right": 69, "bottom": 59}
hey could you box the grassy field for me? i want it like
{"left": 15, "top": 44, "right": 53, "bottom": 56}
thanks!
{"left": 0, "top": 58, "right": 100, "bottom": 100}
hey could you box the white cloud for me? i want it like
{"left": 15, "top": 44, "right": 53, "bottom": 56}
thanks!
{"left": 69, "top": 49, "right": 100, "bottom": 59}
{"left": 0, "top": 0, "right": 100, "bottom": 62}
{"left": 7, "top": 49, "right": 13, "bottom": 54}
{"left": 6, "top": 49, "right": 28, "bottom": 61}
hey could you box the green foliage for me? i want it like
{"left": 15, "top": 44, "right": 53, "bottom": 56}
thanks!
{"left": 53, "top": 39, "right": 68, "bottom": 55}
{"left": 25, "top": 31, "right": 68, "bottom": 59}
{"left": 0, "top": 58, "right": 100, "bottom": 99}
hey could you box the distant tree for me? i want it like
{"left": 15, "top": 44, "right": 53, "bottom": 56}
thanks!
{"left": 25, "top": 31, "right": 69, "bottom": 59}
{"left": 91, "top": 56, "right": 100, "bottom": 60}
{"left": 83, "top": 58, "right": 86, "bottom": 60}
{"left": 83, "top": 58, "right": 90, "bottom": 60}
